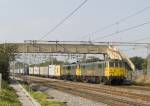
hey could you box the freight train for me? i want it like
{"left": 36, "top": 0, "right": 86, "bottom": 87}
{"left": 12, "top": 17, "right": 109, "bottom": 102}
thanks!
{"left": 13, "top": 59, "right": 131, "bottom": 84}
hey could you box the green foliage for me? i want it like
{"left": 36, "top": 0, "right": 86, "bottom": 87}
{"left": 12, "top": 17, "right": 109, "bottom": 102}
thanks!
{"left": 142, "top": 60, "right": 147, "bottom": 70}
{"left": 130, "top": 56, "right": 145, "bottom": 70}
{"left": 30, "top": 58, "right": 65, "bottom": 67}
{"left": 0, "top": 44, "right": 18, "bottom": 81}
{"left": 15, "top": 62, "right": 24, "bottom": 69}
{"left": 31, "top": 91, "right": 64, "bottom": 106}
{"left": 0, "top": 80, "right": 21, "bottom": 106}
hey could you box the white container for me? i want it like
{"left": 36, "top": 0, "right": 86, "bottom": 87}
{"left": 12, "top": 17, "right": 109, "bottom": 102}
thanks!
{"left": 20, "top": 69, "right": 24, "bottom": 74}
{"left": 10, "top": 69, "right": 13, "bottom": 73}
{"left": 29, "top": 67, "right": 34, "bottom": 75}
{"left": 40, "top": 67, "right": 48, "bottom": 75}
{"left": 48, "top": 65, "right": 55, "bottom": 76}
{"left": 14, "top": 69, "right": 18, "bottom": 74}
{"left": 34, "top": 66, "right": 40, "bottom": 75}
{"left": 17, "top": 69, "right": 20, "bottom": 74}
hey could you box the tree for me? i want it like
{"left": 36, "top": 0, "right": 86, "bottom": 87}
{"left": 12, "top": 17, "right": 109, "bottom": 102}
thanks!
{"left": 142, "top": 60, "right": 147, "bottom": 70}
{"left": 0, "top": 44, "right": 18, "bottom": 81}
{"left": 30, "top": 57, "right": 65, "bottom": 67}
{"left": 130, "top": 56, "right": 145, "bottom": 70}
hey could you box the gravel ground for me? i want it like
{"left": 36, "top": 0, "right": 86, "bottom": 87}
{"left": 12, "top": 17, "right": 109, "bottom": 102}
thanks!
{"left": 31, "top": 83, "right": 107, "bottom": 106}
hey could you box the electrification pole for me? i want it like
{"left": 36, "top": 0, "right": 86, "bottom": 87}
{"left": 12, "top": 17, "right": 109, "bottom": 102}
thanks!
{"left": 147, "top": 45, "right": 150, "bottom": 75}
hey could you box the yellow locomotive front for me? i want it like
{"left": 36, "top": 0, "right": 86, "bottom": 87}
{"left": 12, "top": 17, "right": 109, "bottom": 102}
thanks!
{"left": 105, "top": 60, "right": 126, "bottom": 84}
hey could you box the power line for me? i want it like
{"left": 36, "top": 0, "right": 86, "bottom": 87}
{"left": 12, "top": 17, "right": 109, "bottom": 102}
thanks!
{"left": 117, "top": 6, "right": 150, "bottom": 23}
{"left": 39, "top": 0, "right": 88, "bottom": 40}
{"left": 79, "top": 24, "right": 115, "bottom": 40}
{"left": 78, "top": 5, "right": 150, "bottom": 40}
{"left": 92, "top": 21, "right": 150, "bottom": 41}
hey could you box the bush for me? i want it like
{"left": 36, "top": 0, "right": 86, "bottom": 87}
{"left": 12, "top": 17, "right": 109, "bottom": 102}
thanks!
{"left": 0, "top": 80, "right": 21, "bottom": 106}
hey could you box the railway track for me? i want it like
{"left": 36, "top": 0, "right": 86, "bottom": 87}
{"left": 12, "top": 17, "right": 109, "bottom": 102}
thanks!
{"left": 21, "top": 76, "right": 150, "bottom": 106}
{"left": 116, "top": 85, "right": 150, "bottom": 92}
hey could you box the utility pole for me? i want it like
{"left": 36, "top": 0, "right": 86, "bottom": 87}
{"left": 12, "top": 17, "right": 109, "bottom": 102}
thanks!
{"left": 23, "top": 40, "right": 28, "bottom": 82}
{"left": 51, "top": 53, "right": 53, "bottom": 65}
{"left": 147, "top": 45, "right": 150, "bottom": 75}
{"left": 13, "top": 61, "right": 15, "bottom": 79}
{"left": 83, "top": 54, "right": 86, "bottom": 63}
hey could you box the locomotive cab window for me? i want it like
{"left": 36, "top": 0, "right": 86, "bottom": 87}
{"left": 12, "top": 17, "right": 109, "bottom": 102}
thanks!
{"left": 119, "top": 62, "right": 122, "bottom": 67}
{"left": 119, "top": 62, "right": 125, "bottom": 68}
{"left": 109, "top": 62, "right": 114, "bottom": 67}
{"left": 115, "top": 62, "right": 119, "bottom": 67}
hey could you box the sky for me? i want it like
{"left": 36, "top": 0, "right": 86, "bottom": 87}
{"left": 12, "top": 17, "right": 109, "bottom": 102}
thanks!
{"left": 0, "top": 0, "right": 150, "bottom": 57}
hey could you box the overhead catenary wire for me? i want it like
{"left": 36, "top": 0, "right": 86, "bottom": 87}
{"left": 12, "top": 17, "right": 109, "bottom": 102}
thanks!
{"left": 92, "top": 21, "right": 150, "bottom": 41}
{"left": 121, "top": 35, "right": 150, "bottom": 52}
{"left": 78, "top": 5, "right": 150, "bottom": 40}
{"left": 35, "top": 40, "right": 150, "bottom": 47}
{"left": 39, "top": 0, "right": 88, "bottom": 40}
{"left": 121, "top": 47, "right": 146, "bottom": 52}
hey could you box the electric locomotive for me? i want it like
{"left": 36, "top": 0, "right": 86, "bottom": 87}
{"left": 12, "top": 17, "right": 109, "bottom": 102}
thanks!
{"left": 26, "top": 59, "right": 130, "bottom": 84}
{"left": 62, "top": 59, "right": 128, "bottom": 84}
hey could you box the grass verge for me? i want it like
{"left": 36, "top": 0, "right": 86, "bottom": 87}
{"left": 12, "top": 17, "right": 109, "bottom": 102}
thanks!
{"left": 0, "top": 80, "right": 21, "bottom": 106}
{"left": 19, "top": 81, "right": 65, "bottom": 106}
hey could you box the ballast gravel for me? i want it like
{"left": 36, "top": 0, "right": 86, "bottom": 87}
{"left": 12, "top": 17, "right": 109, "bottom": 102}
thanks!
{"left": 31, "top": 83, "right": 107, "bottom": 106}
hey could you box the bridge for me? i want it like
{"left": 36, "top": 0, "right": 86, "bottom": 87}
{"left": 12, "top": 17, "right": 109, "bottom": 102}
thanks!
{"left": 1, "top": 41, "right": 135, "bottom": 71}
